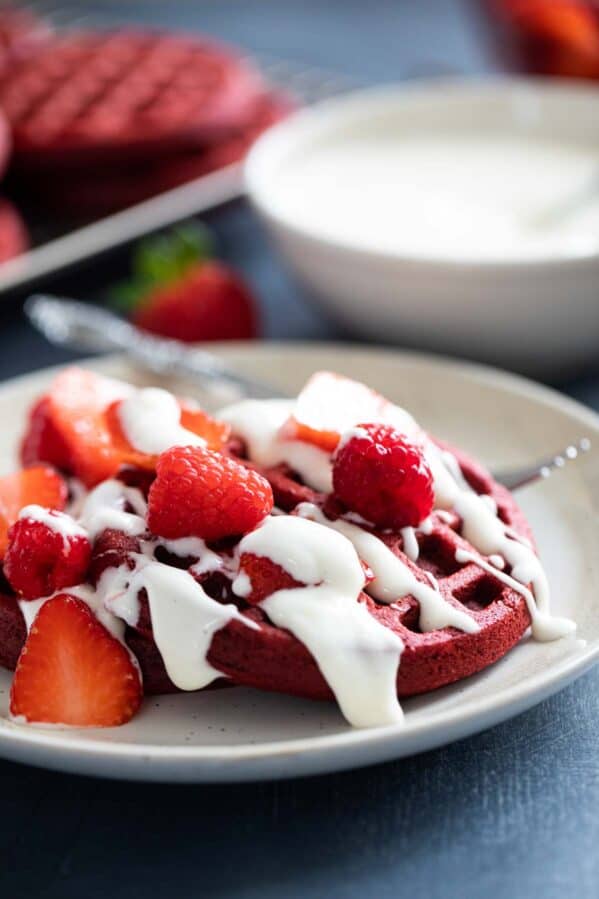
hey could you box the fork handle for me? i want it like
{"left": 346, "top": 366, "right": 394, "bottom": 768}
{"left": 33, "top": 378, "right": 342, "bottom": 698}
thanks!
{"left": 494, "top": 439, "right": 591, "bottom": 490}
{"left": 26, "top": 295, "right": 287, "bottom": 400}
{"left": 127, "top": 332, "right": 285, "bottom": 400}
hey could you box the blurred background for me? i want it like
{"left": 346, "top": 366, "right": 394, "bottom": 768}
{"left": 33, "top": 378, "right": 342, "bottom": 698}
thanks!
{"left": 0, "top": 0, "right": 597, "bottom": 388}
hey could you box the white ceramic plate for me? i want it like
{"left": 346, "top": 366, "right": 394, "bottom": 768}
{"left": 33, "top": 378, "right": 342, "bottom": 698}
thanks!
{"left": 0, "top": 343, "right": 598, "bottom": 782}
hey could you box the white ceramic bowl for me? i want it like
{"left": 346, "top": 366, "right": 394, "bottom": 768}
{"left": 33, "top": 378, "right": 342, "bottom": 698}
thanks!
{"left": 246, "top": 78, "right": 599, "bottom": 377}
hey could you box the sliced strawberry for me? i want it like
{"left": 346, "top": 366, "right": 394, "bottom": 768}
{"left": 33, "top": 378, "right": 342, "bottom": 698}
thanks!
{"left": 236, "top": 552, "right": 303, "bottom": 605}
{"left": 45, "top": 367, "right": 132, "bottom": 487}
{"left": 179, "top": 405, "right": 231, "bottom": 451}
{"left": 282, "top": 371, "right": 419, "bottom": 452}
{"left": 30, "top": 367, "right": 231, "bottom": 487}
{"left": 10, "top": 594, "right": 142, "bottom": 727}
{"left": 104, "top": 398, "right": 230, "bottom": 472}
{"left": 0, "top": 465, "right": 67, "bottom": 557}
{"left": 103, "top": 400, "right": 157, "bottom": 473}
{"left": 20, "top": 396, "right": 72, "bottom": 470}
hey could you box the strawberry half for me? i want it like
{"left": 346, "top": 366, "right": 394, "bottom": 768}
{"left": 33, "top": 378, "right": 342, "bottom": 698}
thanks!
{"left": 113, "top": 224, "right": 258, "bottom": 343}
{"left": 20, "top": 396, "right": 72, "bottom": 471}
{"left": 10, "top": 594, "right": 142, "bottom": 727}
{"left": 105, "top": 397, "right": 230, "bottom": 471}
{"left": 283, "top": 371, "right": 420, "bottom": 452}
{"left": 44, "top": 367, "right": 132, "bottom": 487}
{"left": 24, "top": 367, "right": 230, "bottom": 487}
{"left": 0, "top": 465, "right": 67, "bottom": 557}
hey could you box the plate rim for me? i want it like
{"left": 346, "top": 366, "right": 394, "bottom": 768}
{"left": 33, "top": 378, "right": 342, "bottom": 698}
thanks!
{"left": 1, "top": 341, "right": 598, "bottom": 779}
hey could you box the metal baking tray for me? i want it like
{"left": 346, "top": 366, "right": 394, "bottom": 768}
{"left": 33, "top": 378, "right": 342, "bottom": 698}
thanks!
{"left": 0, "top": 52, "right": 352, "bottom": 295}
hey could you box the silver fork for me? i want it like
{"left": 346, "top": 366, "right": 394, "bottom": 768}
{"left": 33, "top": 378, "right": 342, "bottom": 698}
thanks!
{"left": 25, "top": 294, "right": 592, "bottom": 492}
{"left": 493, "top": 439, "right": 591, "bottom": 491}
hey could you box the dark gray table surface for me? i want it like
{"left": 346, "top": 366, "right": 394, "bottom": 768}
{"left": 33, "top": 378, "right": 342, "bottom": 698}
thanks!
{"left": 2, "top": 2, "right": 599, "bottom": 897}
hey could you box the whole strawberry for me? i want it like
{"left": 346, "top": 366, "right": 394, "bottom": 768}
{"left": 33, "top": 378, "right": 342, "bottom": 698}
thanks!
{"left": 332, "top": 423, "right": 434, "bottom": 530}
{"left": 113, "top": 224, "right": 258, "bottom": 343}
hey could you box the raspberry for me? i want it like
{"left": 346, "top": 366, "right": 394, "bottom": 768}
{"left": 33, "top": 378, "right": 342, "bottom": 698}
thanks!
{"left": 148, "top": 445, "right": 273, "bottom": 542}
{"left": 5, "top": 511, "right": 91, "bottom": 599}
{"left": 4, "top": 510, "right": 91, "bottom": 599}
{"left": 332, "top": 424, "right": 434, "bottom": 530}
{"left": 0, "top": 465, "right": 67, "bottom": 558}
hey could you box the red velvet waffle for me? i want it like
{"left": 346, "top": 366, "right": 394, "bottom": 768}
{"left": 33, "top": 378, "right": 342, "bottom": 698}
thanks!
{"left": 0, "top": 199, "right": 28, "bottom": 262}
{"left": 0, "top": 440, "right": 534, "bottom": 702}
{"left": 57, "top": 445, "right": 539, "bottom": 702}
{"left": 204, "top": 445, "right": 534, "bottom": 701}
{"left": 0, "top": 109, "right": 10, "bottom": 181}
{"left": 20, "top": 91, "right": 293, "bottom": 216}
{"left": 0, "top": 30, "right": 267, "bottom": 170}
{"left": 0, "top": 6, "right": 52, "bottom": 68}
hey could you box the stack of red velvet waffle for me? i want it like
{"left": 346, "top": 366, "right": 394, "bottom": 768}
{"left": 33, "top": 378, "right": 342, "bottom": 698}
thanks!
{"left": 0, "top": 6, "right": 293, "bottom": 259}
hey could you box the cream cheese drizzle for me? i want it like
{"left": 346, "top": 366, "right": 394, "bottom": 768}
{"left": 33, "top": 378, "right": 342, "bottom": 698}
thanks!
{"left": 400, "top": 526, "right": 419, "bottom": 562}
{"left": 455, "top": 549, "right": 575, "bottom": 641}
{"left": 218, "top": 399, "right": 333, "bottom": 492}
{"left": 18, "top": 475, "right": 257, "bottom": 693}
{"left": 18, "top": 504, "right": 88, "bottom": 543}
{"left": 128, "top": 561, "right": 256, "bottom": 691}
{"left": 296, "top": 503, "right": 479, "bottom": 634}
{"left": 158, "top": 535, "right": 229, "bottom": 582}
{"left": 221, "top": 389, "right": 573, "bottom": 643}
{"left": 79, "top": 479, "right": 148, "bottom": 539}
{"left": 21, "top": 551, "right": 256, "bottom": 693}
{"left": 233, "top": 515, "right": 404, "bottom": 727}
{"left": 117, "top": 387, "right": 206, "bottom": 455}
{"left": 426, "top": 443, "right": 575, "bottom": 640}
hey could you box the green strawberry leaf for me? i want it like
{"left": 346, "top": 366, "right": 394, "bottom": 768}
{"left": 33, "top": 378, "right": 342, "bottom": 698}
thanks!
{"left": 110, "top": 281, "right": 150, "bottom": 314}
{"left": 133, "top": 223, "right": 214, "bottom": 283}
{"left": 109, "top": 221, "right": 215, "bottom": 314}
